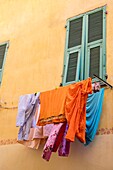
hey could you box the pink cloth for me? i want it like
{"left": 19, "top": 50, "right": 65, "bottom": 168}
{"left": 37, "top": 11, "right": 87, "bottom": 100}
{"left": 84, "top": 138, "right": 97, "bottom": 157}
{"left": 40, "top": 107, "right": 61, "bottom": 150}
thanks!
{"left": 18, "top": 124, "right": 54, "bottom": 150}
{"left": 28, "top": 124, "right": 54, "bottom": 140}
{"left": 18, "top": 139, "right": 41, "bottom": 149}
{"left": 42, "top": 123, "right": 65, "bottom": 161}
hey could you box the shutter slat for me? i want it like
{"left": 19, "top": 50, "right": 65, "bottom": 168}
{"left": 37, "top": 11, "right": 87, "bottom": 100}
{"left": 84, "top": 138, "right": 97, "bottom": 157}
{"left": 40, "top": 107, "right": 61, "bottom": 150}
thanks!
{"left": 66, "top": 52, "right": 78, "bottom": 82}
{"left": 89, "top": 46, "right": 100, "bottom": 78}
{"left": 88, "top": 10, "right": 103, "bottom": 43}
{"left": 68, "top": 17, "right": 83, "bottom": 48}
{"left": 0, "top": 44, "right": 7, "bottom": 69}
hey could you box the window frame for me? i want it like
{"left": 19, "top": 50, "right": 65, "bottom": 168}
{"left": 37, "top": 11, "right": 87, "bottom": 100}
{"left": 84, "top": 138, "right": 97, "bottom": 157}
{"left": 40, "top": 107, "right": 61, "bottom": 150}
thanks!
{"left": 62, "top": 6, "right": 106, "bottom": 85}
{"left": 0, "top": 41, "right": 9, "bottom": 84}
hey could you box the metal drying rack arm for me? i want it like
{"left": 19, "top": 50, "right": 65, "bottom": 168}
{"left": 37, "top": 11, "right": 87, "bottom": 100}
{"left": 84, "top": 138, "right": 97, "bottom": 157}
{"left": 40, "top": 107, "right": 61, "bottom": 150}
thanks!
{"left": 93, "top": 74, "right": 113, "bottom": 89}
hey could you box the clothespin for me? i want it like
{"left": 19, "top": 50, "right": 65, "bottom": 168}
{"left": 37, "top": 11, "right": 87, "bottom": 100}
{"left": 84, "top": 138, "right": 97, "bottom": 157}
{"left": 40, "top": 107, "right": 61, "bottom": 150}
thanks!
{"left": 55, "top": 86, "right": 59, "bottom": 89}
{"left": 34, "top": 92, "right": 38, "bottom": 96}
{"left": 59, "top": 83, "right": 62, "bottom": 87}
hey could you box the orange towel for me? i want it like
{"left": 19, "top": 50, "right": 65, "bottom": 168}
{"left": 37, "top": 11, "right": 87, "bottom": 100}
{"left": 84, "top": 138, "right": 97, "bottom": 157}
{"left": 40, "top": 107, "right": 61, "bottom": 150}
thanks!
{"left": 37, "top": 85, "right": 69, "bottom": 126}
{"left": 65, "top": 78, "right": 92, "bottom": 143}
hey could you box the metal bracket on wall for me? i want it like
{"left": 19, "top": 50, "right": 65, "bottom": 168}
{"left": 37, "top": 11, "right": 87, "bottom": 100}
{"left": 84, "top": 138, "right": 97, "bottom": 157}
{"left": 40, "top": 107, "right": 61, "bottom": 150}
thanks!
{"left": 93, "top": 74, "right": 113, "bottom": 89}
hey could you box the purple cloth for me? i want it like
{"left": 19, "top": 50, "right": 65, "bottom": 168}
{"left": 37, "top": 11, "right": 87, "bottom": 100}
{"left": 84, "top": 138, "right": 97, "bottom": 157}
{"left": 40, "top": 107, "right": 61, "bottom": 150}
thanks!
{"left": 16, "top": 93, "right": 40, "bottom": 140}
{"left": 52, "top": 123, "right": 66, "bottom": 152}
{"left": 58, "top": 123, "right": 70, "bottom": 156}
{"left": 42, "top": 123, "right": 64, "bottom": 161}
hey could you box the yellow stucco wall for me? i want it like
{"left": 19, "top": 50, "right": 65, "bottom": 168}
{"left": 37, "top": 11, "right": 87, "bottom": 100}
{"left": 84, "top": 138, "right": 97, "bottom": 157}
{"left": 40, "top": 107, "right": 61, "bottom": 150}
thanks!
{"left": 0, "top": 0, "right": 113, "bottom": 170}
{"left": 0, "top": 135, "right": 113, "bottom": 170}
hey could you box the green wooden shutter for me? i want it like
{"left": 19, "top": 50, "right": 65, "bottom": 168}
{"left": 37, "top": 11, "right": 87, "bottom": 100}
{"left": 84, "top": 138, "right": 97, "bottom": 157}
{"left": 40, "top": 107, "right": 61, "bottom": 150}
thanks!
{"left": 85, "top": 7, "right": 106, "bottom": 80}
{"left": 89, "top": 46, "right": 100, "bottom": 78}
{"left": 0, "top": 44, "right": 7, "bottom": 69}
{"left": 68, "top": 17, "right": 83, "bottom": 48}
{"left": 66, "top": 52, "right": 78, "bottom": 82}
{"left": 88, "top": 10, "right": 103, "bottom": 43}
{"left": 0, "top": 43, "right": 7, "bottom": 83}
{"left": 62, "top": 16, "right": 84, "bottom": 85}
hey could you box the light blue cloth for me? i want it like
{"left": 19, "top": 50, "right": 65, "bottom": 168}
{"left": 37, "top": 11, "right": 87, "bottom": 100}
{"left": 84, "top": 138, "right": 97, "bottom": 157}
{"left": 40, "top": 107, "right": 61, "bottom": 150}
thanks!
{"left": 85, "top": 88, "right": 104, "bottom": 145}
{"left": 16, "top": 94, "right": 34, "bottom": 127}
{"left": 16, "top": 92, "right": 40, "bottom": 141}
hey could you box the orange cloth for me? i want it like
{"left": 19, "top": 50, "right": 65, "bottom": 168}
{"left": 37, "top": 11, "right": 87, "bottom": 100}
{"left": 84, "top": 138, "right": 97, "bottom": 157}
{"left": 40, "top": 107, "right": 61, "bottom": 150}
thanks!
{"left": 65, "top": 78, "right": 92, "bottom": 143}
{"left": 37, "top": 85, "right": 69, "bottom": 126}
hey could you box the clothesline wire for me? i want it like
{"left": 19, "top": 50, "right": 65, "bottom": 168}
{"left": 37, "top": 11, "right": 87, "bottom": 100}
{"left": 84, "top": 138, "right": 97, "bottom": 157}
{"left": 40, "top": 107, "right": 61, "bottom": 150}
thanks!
{"left": 0, "top": 105, "right": 18, "bottom": 109}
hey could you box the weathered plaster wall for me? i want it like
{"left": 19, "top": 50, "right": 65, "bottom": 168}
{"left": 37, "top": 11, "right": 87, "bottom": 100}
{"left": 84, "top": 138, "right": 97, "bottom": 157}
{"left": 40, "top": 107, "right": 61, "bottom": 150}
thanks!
{"left": 0, "top": 135, "right": 113, "bottom": 170}
{"left": 0, "top": 0, "right": 113, "bottom": 170}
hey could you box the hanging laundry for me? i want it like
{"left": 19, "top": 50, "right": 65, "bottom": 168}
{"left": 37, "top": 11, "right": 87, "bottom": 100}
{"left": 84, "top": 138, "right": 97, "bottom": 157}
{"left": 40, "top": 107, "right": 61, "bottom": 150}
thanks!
{"left": 85, "top": 88, "right": 104, "bottom": 145}
{"left": 16, "top": 93, "right": 54, "bottom": 149}
{"left": 37, "top": 85, "right": 70, "bottom": 126}
{"left": 92, "top": 82, "right": 100, "bottom": 93}
{"left": 37, "top": 78, "right": 94, "bottom": 126}
{"left": 26, "top": 102, "right": 54, "bottom": 141}
{"left": 16, "top": 93, "right": 40, "bottom": 141}
{"left": 18, "top": 124, "right": 54, "bottom": 149}
{"left": 18, "top": 138, "right": 41, "bottom": 149}
{"left": 42, "top": 123, "right": 66, "bottom": 161}
{"left": 65, "top": 77, "right": 92, "bottom": 143}
{"left": 52, "top": 123, "right": 66, "bottom": 152}
{"left": 16, "top": 78, "right": 103, "bottom": 162}
{"left": 58, "top": 123, "right": 70, "bottom": 157}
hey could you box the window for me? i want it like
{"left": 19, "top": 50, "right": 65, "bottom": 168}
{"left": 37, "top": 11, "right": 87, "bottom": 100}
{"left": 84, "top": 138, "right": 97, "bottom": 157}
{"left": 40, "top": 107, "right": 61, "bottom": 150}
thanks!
{"left": 0, "top": 42, "right": 8, "bottom": 83}
{"left": 62, "top": 6, "right": 106, "bottom": 85}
